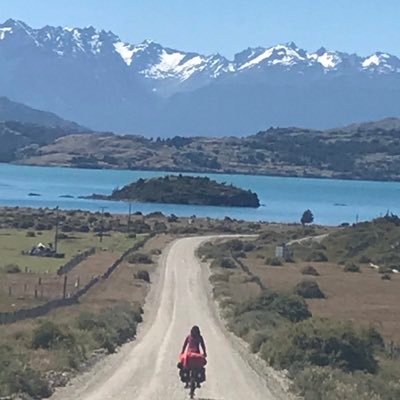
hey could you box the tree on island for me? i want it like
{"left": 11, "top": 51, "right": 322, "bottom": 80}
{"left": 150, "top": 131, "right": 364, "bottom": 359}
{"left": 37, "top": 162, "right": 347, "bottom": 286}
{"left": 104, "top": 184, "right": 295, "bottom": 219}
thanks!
{"left": 301, "top": 209, "right": 314, "bottom": 226}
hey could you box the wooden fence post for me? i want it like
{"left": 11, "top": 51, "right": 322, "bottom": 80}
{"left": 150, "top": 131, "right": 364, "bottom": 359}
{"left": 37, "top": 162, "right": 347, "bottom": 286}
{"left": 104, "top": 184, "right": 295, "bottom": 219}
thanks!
{"left": 63, "top": 275, "right": 68, "bottom": 299}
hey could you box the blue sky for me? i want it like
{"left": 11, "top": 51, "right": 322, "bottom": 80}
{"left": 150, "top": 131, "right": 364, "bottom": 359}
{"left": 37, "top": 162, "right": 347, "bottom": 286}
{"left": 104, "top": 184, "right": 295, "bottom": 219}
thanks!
{"left": 2, "top": 0, "right": 399, "bottom": 58}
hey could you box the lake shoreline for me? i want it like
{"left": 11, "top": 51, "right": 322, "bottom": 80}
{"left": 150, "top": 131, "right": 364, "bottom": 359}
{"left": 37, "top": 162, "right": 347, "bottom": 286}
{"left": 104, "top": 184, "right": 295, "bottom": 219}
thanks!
{"left": 9, "top": 161, "right": 400, "bottom": 184}
{"left": 0, "top": 163, "right": 399, "bottom": 226}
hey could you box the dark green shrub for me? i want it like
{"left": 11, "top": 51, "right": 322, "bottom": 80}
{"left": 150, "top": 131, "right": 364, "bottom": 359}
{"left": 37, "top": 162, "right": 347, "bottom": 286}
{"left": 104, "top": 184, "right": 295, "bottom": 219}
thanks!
{"left": 128, "top": 233, "right": 137, "bottom": 238}
{"left": 77, "top": 305, "right": 140, "bottom": 353}
{"left": 344, "top": 262, "right": 361, "bottom": 273}
{"left": 135, "top": 270, "right": 150, "bottom": 283}
{"left": 266, "top": 257, "right": 284, "bottom": 266}
{"left": 31, "top": 321, "right": 68, "bottom": 349}
{"left": 220, "top": 258, "right": 236, "bottom": 269}
{"left": 301, "top": 266, "right": 319, "bottom": 276}
{"left": 261, "top": 318, "right": 378, "bottom": 373}
{"left": 243, "top": 242, "right": 256, "bottom": 252}
{"left": 226, "top": 239, "right": 244, "bottom": 251}
{"left": 130, "top": 220, "right": 151, "bottom": 233}
{"left": 18, "top": 219, "right": 34, "bottom": 229}
{"left": 154, "top": 221, "right": 167, "bottom": 232}
{"left": 359, "top": 255, "right": 371, "bottom": 264}
{"left": 168, "top": 214, "right": 179, "bottom": 223}
{"left": 26, "top": 231, "right": 36, "bottom": 237}
{"left": 236, "top": 291, "right": 311, "bottom": 323}
{"left": 127, "top": 252, "right": 152, "bottom": 264}
{"left": 61, "top": 224, "right": 73, "bottom": 233}
{"left": 295, "top": 280, "right": 325, "bottom": 299}
{"left": 306, "top": 251, "right": 328, "bottom": 262}
{"left": 78, "top": 224, "right": 90, "bottom": 233}
{"left": 379, "top": 266, "right": 393, "bottom": 274}
{"left": 3, "top": 263, "right": 21, "bottom": 273}
{"left": 0, "top": 346, "right": 52, "bottom": 398}
{"left": 34, "top": 222, "right": 50, "bottom": 231}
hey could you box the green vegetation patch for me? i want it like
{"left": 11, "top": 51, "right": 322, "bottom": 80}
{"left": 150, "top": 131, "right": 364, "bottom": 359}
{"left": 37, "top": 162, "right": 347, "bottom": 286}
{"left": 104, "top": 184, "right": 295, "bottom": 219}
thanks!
{"left": 261, "top": 318, "right": 379, "bottom": 373}
{"left": 89, "top": 175, "right": 260, "bottom": 208}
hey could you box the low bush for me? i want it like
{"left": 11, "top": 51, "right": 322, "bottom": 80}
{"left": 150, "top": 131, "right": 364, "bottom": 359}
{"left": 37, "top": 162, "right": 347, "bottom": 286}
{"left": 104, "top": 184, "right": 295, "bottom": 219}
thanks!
{"left": 127, "top": 252, "right": 152, "bottom": 264}
{"left": 295, "top": 280, "right": 325, "bottom": 299}
{"left": 306, "top": 251, "right": 328, "bottom": 262}
{"left": 235, "top": 290, "right": 311, "bottom": 324}
{"left": 293, "top": 364, "right": 400, "bottom": 400}
{"left": 381, "top": 273, "right": 392, "bottom": 281}
{"left": 344, "top": 262, "right": 361, "bottom": 273}
{"left": 3, "top": 263, "right": 21, "bottom": 273}
{"left": 153, "top": 221, "right": 167, "bottom": 232}
{"left": 0, "top": 345, "right": 51, "bottom": 398}
{"left": 266, "top": 257, "right": 284, "bottom": 266}
{"left": 130, "top": 220, "right": 151, "bottom": 233}
{"left": 379, "top": 266, "right": 393, "bottom": 274}
{"left": 243, "top": 242, "right": 256, "bottom": 252}
{"left": 301, "top": 266, "right": 319, "bottom": 276}
{"left": 77, "top": 305, "right": 141, "bottom": 353}
{"left": 31, "top": 321, "right": 70, "bottom": 349}
{"left": 209, "top": 272, "right": 231, "bottom": 284}
{"left": 359, "top": 255, "right": 371, "bottom": 264}
{"left": 135, "top": 270, "right": 150, "bottom": 283}
{"left": 261, "top": 318, "right": 378, "bottom": 373}
{"left": 210, "top": 257, "right": 236, "bottom": 269}
{"left": 26, "top": 231, "right": 36, "bottom": 237}
{"left": 226, "top": 239, "right": 244, "bottom": 251}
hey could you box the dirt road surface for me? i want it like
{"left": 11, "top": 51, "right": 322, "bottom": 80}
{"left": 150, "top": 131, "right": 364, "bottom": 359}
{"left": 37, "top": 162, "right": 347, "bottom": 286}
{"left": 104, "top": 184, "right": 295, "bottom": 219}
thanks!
{"left": 51, "top": 236, "right": 289, "bottom": 400}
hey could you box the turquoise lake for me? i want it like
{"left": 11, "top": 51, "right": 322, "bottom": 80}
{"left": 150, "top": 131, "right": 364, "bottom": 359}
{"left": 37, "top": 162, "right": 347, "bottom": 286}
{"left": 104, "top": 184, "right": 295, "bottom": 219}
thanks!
{"left": 0, "top": 164, "right": 399, "bottom": 225}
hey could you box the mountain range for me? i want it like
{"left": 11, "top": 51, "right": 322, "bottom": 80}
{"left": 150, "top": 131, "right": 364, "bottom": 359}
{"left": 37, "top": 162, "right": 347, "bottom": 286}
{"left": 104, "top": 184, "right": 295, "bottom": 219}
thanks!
{"left": 1, "top": 19, "right": 400, "bottom": 136}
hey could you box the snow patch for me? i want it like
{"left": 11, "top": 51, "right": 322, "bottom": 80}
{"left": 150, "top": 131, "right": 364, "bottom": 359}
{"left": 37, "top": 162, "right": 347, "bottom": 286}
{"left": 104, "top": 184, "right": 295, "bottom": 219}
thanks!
{"left": 114, "top": 42, "right": 135, "bottom": 65}
{"left": 309, "top": 51, "right": 341, "bottom": 69}
{"left": 362, "top": 54, "right": 381, "bottom": 67}
{"left": 0, "top": 27, "right": 12, "bottom": 40}
{"left": 238, "top": 45, "right": 305, "bottom": 70}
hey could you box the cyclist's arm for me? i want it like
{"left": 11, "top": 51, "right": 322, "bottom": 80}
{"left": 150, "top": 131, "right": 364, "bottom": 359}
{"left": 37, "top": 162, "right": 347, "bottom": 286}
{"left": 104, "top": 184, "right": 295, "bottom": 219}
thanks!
{"left": 181, "top": 336, "right": 188, "bottom": 354}
{"left": 200, "top": 336, "right": 207, "bottom": 357}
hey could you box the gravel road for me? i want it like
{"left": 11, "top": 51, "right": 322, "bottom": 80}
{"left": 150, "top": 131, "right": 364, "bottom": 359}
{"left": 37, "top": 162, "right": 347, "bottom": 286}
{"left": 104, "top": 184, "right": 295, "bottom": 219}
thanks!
{"left": 51, "top": 236, "right": 290, "bottom": 400}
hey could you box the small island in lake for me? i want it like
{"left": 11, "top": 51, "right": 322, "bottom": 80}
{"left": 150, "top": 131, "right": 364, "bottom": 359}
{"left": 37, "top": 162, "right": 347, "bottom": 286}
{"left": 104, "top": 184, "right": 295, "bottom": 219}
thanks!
{"left": 85, "top": 175, "right": 260, "bottom": 208}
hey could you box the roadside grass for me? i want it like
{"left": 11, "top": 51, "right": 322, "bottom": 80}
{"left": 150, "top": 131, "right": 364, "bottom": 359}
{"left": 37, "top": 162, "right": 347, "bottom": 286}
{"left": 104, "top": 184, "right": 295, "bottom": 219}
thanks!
{"left": 202, "top": 233, "right": 400, "bottom": 400}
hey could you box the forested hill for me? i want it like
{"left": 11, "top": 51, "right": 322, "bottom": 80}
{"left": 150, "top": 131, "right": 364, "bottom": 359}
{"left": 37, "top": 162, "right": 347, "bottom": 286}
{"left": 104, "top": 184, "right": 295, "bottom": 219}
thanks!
{"left": 86, "top": 175, "right": 261, "bottom": 208}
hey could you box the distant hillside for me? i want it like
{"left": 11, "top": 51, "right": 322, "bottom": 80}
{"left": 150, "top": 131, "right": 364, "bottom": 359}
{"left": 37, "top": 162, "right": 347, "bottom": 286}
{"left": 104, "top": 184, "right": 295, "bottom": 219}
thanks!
{"left": 337, "top": 117, "right": 400, "bottom": 133}
{"left": 0, "top": 96, "right": 86, "bottom": 131}
{"left": 5, "top": 116, "right": 400, "bottom": 182}
{"left": 0, "top": 121, "right": 89, "bottom": 162}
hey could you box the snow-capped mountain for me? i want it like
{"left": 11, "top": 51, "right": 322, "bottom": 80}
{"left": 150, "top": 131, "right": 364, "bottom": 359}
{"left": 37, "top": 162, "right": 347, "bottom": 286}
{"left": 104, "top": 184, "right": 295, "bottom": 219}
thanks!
{"left": 1, "top": 19, "right": 400, "bottom": 136}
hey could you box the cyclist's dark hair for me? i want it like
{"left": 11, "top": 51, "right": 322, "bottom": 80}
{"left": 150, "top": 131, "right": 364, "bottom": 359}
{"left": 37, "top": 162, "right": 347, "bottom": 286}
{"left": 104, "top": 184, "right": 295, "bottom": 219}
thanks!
{"left": 191, "top": 325, "right": 200, "bottom": 337}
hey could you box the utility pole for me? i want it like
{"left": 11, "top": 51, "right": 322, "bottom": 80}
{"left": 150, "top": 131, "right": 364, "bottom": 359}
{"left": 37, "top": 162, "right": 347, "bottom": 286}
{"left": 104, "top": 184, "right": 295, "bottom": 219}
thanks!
{"left": 127, "top": 202, "right": 132, "bottom": 234}
{"left": 99, "top": 206, "right": 107, "bottom": 242}
{"left": 54, "top": 206, "right": 59, "bottom": 254}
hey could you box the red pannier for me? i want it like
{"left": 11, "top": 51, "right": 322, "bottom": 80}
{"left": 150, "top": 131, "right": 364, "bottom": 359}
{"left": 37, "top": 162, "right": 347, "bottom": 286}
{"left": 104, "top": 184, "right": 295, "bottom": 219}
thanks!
{"left": 180, "top": 352, "right": 207, "bottom": 369}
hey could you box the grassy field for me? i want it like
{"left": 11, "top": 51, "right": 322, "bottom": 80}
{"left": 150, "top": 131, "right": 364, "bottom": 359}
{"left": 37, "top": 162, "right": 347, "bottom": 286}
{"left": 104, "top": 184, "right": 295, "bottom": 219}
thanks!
{"left": 0, "top": 233, "right": 173, "bottom": 398}
{"left": 0, "top": 229, "right": 137, "bottom": 273}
